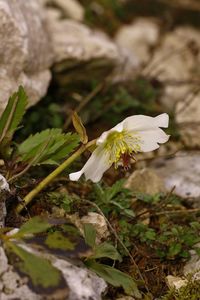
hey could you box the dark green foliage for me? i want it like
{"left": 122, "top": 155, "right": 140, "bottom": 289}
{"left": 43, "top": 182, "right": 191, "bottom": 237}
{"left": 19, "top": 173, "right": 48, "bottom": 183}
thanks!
{"left": 90, "top": 181, "right": 200, "bottom": 260}
{"left": 91, "top": 179, "right": 135, "bottom": 218}
{"left": 0, "top": 86, "right": 28, "bottom": 158}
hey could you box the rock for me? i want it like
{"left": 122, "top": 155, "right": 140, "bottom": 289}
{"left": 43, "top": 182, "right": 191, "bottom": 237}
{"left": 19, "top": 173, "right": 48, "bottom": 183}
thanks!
{"left": 0, "top": 246, "right": 40, "bottom": 300}
{"left": 0, "top": 174, "right": 10, "bottom": 228}
{"left": 144, "top": 26, "right": 200, "bottom": 109}
{"left": 151, "top": 151, "right": 200, "bottom": 204}
{"left": 0, "top": 244, "right": 107, "bottom": 300}
{"left": 53, "top": 258, "right": 107, "bottom": 300}
{"left": 47, "top": 19, "right": 121, "bottom": 82}
{"left": 115, "top": 18, "right": 160, "bottom": 66}
{"left": 124, "top": 168, "right": 166, "bottom": 195}
{"left": 81, "top": 212, "right": 109, "bottom": 244}
{"left": 166, "top": 275, "right": 188, "bottom": 290}
{"left": 52, "top": 0, "right": 84, "bottom": 21}
{"left": 0, "top": 0, "right": 53, "bottom": 114}
{"left": 184, "top": 243, "right": 200, "bottom": 280}
{"left": 176, "top": 91, "right": 200, "bottom": 148}
{"left": 0, "top": 247, "right": 8, "bottom": 275}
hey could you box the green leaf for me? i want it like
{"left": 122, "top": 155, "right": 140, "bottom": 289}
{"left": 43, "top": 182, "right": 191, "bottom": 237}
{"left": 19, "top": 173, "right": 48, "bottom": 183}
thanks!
{"left": 16, "top": 216, "right": 52, "bottom": 237}
{"left": 25, "top": 226, "right": 91, "bottom": 260}
{"left": 0, "top": 86, "right": 28, "bottom": 147}
{"left": 83, "top": 223, "right": 96, "bottom": 248}
{"left": 45, "top": 231, "right": 75, "bottom": 250}
{"left": 104, "top": 179, "right": 125, "bottom": 202}
{"left": 144, "top": 229, "right": 156, "bottom": 241}
{"left": 86, "top": 261, "right": 141, "bottom": 298}
{"left": 93, "top": 242, "right": 122, "bottom": 261}
{"left": 17, "top": 129, "right": 79, "bottom": 165}
{"left": 6, "top": 242, "right": 68, "bottom": 296}
{"left": 168, "top": 243, "right": 182, "bottom": 258}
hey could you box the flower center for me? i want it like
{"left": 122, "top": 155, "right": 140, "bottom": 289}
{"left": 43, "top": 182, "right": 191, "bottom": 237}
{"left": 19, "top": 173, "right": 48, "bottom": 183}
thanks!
{"left": 104, "top": 130, "right": 141, "bottom": 167}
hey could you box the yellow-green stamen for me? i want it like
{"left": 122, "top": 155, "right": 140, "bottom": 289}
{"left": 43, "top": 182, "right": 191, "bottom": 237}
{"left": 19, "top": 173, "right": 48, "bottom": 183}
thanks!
{"left": 104, "top": 130, "right": 141, "bottom": 166}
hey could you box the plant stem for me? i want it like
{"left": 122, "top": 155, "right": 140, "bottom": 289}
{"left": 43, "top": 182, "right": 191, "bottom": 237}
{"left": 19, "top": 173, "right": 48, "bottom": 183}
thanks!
{"left": 16, "top": 139, "right": 96, "bottom": 213}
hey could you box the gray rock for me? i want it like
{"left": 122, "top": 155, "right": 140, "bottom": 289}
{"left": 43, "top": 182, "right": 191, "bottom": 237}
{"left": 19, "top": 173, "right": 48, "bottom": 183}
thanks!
{"left": 0, "top": 174, "right": 9, "bottom": 228}
{"left": 144, "top": 26, "right": 200, "bottom": 109}
{"left": 151, "top": 151, "right": 200, "bottom": 203}
{"left": 0, "top": 0, "right": 53, "bottom": 114}
{"left": 125, "top": 168, "right": 166, "bottom": 195}
{"left": 0, "top": 247, "right": 8, "bottom": 275}
{"left": 166, "top": 275, "right": 188, "bottom": 290}
{"left": 184, "top": 243, "right": 200, "bottom": 280}
{"left": 115, "top": 18, "right": 160, "bottom": 65}
{"left": 176, "top": 91, "right": 200, "bottom": 148}
{"left": 53, "top": 258, "right": 107, "bottom": 300}
{"left": 52, "top": 0, "right": 84, "bottom": 21}
{"left": 0, "top": 243, "right": 107, "bottom": 300}
{"left": 47, "top": 19, "right": 122, "bottom": 82}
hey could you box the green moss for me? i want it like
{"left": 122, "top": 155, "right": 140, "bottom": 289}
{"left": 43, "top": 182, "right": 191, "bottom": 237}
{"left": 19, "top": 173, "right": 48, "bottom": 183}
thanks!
{"left": 161, "top": 276, "right": 200, "bottom": 300}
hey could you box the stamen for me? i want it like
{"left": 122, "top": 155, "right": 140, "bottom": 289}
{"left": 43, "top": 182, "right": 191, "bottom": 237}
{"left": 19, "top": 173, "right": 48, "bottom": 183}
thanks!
{"left": 104, "top": 130, "right": 141, "bottom": 166}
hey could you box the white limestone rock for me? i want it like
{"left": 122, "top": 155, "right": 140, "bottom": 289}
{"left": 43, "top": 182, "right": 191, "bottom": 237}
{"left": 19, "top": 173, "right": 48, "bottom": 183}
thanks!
{"left": 151, "top": 151, "right": 200, "bottom": 204}
{"left": 0, "top": 244, "right": 107, "bottom": 300}
{"left": 0, "top": 174, "right": 9, "bottom": 228}
{"left": 166, "top": 275, "right": 188, "bottom": 290}
{"left": 0, "top": 0, "right": 53, "bottom": 114}
{"left": 49, "top": 20, "right": 122, "bottom": 69}
{"left": 53, "top": 0, "right": 84, "bottom": 21}
{"left": 144, "top": 26, "right": 200, "bottom": 109}
{"left": 115, "top": 18, "right": 160, "bottom": 65}
{"left": 125, "top": 168, "right": 166, "bottom": 195}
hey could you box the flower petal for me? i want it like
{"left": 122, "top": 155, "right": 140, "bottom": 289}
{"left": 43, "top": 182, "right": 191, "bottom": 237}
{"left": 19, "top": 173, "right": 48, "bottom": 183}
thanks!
{"left": 123, "top": 113, "right": 169, "bottom": 131}
{"left": 69, "top": 146, "right": 111, "bottom": 183}
{"left": 69, "top": 170, "right": 83, "bottom": 181}
{"left": 138, "top": 128, "right": 170, "bottom": 152}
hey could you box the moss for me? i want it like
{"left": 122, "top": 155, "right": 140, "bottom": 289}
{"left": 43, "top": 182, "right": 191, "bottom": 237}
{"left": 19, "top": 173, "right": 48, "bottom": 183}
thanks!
{"left": 161, "top": 277, "right": 200, "bottom": 300}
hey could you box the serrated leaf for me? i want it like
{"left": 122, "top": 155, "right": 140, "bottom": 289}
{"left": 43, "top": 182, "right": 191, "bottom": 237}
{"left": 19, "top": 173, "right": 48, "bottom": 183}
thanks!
{"left": 6, "top": 241, "right": 68, "bottom": 297}
{"left": 83, "top": 223, "right": 96, "bottom": 248}
{"left": 92, "top": 242, "right": 122, "bottom": 261}
{"left": 72, "top": 111, "right": 88, "bottom": 144}
{"left": 86, "top": 261, "right": 141, "bottom": 298}
{"left": 17, "top": 129, "right": 79, "bottom": 165}
{"left": 0, "top": 86, "right": 28, "bottom": 147}
{"left": 16, "top": 216, "right": 52, "bottom": 237}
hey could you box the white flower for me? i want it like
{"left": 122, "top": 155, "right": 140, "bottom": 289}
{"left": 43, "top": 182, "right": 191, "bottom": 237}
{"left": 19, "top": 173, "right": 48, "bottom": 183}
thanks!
{"left": 69, "top": 113, "right": 169, "bottom": 183}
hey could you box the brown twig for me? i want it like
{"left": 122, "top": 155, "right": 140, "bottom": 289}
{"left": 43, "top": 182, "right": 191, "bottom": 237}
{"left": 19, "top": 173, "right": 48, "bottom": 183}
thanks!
{"left": 64, "top": 80, "right": 107, "bottom": 130}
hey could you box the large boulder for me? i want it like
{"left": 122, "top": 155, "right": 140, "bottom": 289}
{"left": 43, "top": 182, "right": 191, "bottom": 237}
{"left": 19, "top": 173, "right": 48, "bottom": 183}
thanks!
{"left": 0, "top": 0, "right": 53, "bottom": 114}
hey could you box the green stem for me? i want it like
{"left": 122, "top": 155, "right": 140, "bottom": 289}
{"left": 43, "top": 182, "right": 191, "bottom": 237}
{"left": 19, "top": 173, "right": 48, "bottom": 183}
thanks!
{"left": 16, "top": 140, "right": 96, "bottom": 213}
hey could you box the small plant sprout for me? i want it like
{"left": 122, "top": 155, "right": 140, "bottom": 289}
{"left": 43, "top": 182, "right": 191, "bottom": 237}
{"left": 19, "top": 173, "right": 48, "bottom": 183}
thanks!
{"left": 69, "top": 113, "right": 169, "bottom": 182}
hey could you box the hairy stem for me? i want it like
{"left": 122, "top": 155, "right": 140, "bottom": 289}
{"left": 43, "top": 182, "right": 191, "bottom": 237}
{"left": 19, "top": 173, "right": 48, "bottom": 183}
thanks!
{"left": 16, "top": 139, "right": 96, "bottom": 213}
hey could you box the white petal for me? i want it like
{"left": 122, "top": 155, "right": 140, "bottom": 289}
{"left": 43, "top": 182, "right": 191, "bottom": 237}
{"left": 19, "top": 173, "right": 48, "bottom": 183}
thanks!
{"left": 123, "top": 113, "right": 169, "bottom": 131}
{"left": 97, "top": 122, "right": 124, "bottom": 145}
{"left": 138, "top": 128, "right": 170, "bottom": 152}
{"left": 69, "top": 146, "right": 111, "bottom": 183}
{"left": 69, "top": 170, "right": 83, "bottom": 181}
